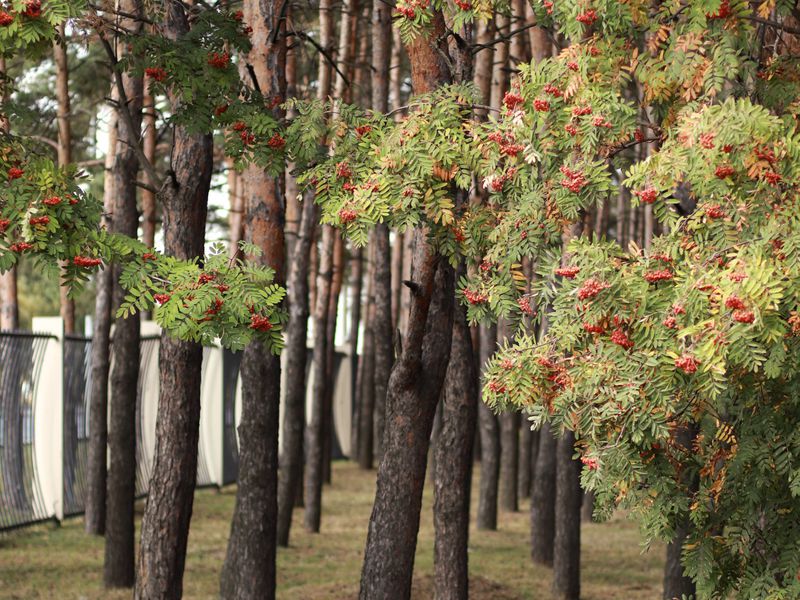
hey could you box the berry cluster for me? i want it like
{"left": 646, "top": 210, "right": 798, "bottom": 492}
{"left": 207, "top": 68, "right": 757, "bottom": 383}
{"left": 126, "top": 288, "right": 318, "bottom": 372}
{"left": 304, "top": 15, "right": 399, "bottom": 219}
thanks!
{"left": 555, "top": 265, "right": 580, "bottom": 278}
{"left": 250, "top": 314, "right": 273, "bottom": 332}
{"left": 533, "top": 98, "right": 550, "bottom": 112}
{"left": 582, "top": 321, "right": 604, "bottom": 334}
{"left": 503, "top": 91, "right": 524, "bottom": 111}
{"left": 10, "top": 242, "right": 33, "bottom": 252}
{"left": 705, "top": 204, "right": 725, "bottom": 219}
{"left": 565, "top": 123, "right": 579, "bottom": 136}
{"left": 7, "top": 168, "right": 24, "bottom": 180}
{"left": 732, "top": 310, "right": 755, "bottom": 323}
{"left": 29, "top": 216, "right": 50, "bottom": 226}
{"left": 560, "top": 165, "right": 588, "bottom": 193}
{"left": 675, "top": 354, "right": 699, "bottom": 373}
{"left": 663, "top": 316, "right": 677, "bottom": 329}
{"left": 336, "top": 162, "right": 353, "bottom": 179}
{"left": 0, "top": 219, "right": 9, "bottom": 233}
{"left": 487, "top": 380, "right": 507, "bottom": 394}
{"left": 154, "top": 294, "right": 171, "bottom": 304}
{"left": 355, "top": 125, "right": 372, "bottom": 138}
{"left": 699, "top": 133, "right": 715, "bottom": 149}
{"left": 464, "top": 289, "right": 488, "bottom": 305}
{"left": 715, "top": 165, "right": 735, "bottom": 178}
{"left": 577, "top": 278, "right": 610, "bottom": 300}
{"left": 543, "top": 84, "right": 563, "bottom": 97}
{"left": 518, "top": 297, "right": 534, "bottom": 315}
{"left": 572, "top": 105, "right": 592, "bottom": 117}
{"left": 580, "top": 456, "right": 599, "bottom": 470}
{"left": 43, "top": 196, "right": 62, "bottom": 206}
{"left": 454, "top": 0, "right": 472, "bottom": 11}
{"left": 0, "top": 11, "right": 14, "bottom": 26}
{"left": 73, "top": 256, "right": 102, "bottom": 268}
{"left": 592, "top": 116, "right": 612, "bottom": 128}
{"left": 724, "top": 295, "right": 746, "bottom": 310}
{"left": 576, "top": 9, "right": 597, "bottom": 25}
{"left": 338, "top": 208, "right": 358, "bottom": 223}
{"left": 634, "top": 187, "right": 658, "bottom": 204}
{"left": 267, "top": 133, "right": 286, "bottom": 149}
{"left": 395, "top": 0, "right": 428, "bottom": 19}
{"left": 145, "top": 67, "right": 168, "bottom": 82}
{"left": 23, "top": 0, "right": 41, "bottom": 18}
{"left": 706, "top": 0, "right": 731, "bottom": 19}
{"left": 643, "top": 269, "right": 673, "bottom": 283}
{"left": 610, "top": 328, "right": 633, "bottom": 349}
{"left": 208, "top": 52, "right": 231, "bottom": 69}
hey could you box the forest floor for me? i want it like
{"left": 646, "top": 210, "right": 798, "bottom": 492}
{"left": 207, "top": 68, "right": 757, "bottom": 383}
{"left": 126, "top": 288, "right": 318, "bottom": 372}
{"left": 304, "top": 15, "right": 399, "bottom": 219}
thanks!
{"left": 0, "top": 461, "right": 664, "bottom": 599}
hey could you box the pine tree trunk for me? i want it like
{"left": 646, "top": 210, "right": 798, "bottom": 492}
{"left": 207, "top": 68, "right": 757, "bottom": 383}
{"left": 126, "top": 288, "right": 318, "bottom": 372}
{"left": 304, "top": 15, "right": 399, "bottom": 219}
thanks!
{"left": 219, "top": 1, "right": 286, "bottom": 596}
{"left": 85, "top": 82, "right": 118, "bottom": 536}
{"left": 304, "top": 224, "right": 334, "bottom": 532}
{"left": 359, "top": 235, "right": 454, "bottom": 599}
{"left": 134, "top": 7, "right": 215, "bottom": 600}
{"left": 552, "top": 431, "right": 581, "bottom": 600}
{"left": 54, "top": 23, "right": 75, "bottom": 333}
{"left": 500, "top": 410, "right": 519, "bottom": 512}
{"left": 276, "top": 194, "right": 316, "bottom": 547}
{"left": 581, "top": 491, "right": 595, "bottom": 522}
{"left": 142, "top": 78, "right": 157, "bottom": 249}
{"left": 357, "top": 264, "right": 376, "bottom": 469}
{"left": 0, "top": 57, "right": 18, "bottom": 332}
{"left": 518, "top": 417, "right": 532, "bottom": 500}
{"left": 322, "top": 233, "right": 344, "bottom": 484}
{"left": 531, "top": 423, "right": 557, "bottom": 565}
{"left": 104, "top": 7, "right": 143, "bottom": 585}
{"left": 477, "top": 324, "right": 500, "bottom": 530}
{"left": 433, "top": 262, "right": 477, "bottom": 600}
{"left": 347, "top": 244, "right": 363, "bottom": 453}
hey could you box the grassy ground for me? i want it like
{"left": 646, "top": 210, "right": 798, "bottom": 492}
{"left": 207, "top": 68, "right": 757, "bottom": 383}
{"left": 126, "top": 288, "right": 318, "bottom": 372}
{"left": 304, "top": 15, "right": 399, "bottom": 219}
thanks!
{"left": 0, "top": 462, "right": 664, "bottom": 599}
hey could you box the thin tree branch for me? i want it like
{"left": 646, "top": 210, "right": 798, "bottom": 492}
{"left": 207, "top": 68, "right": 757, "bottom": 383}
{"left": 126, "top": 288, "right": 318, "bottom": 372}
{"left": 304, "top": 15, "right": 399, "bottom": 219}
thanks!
{"left": 286, "top": 30, "right": 350, "bottom": 87}
{"left": 96, "top": 30, "right": 163, "bottom": 189}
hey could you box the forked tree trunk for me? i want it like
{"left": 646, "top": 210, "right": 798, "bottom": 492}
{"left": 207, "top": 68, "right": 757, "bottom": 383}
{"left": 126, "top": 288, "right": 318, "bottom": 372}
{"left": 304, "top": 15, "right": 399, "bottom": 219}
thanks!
{"left": 85, "top": 81, "right": 118, "bottom": 536}
{"left": 531, "top": 422, "right": 557, "bottom": 565}
{"left": 219, "top": 1, "right": 286, "bottom": 597}
{"left": 477, "top": 324, "right": 500, "bottom": 530}
{"left": 105, "top": 4, "right": 143, "bottom": 586}
{"left": 358, "top": 16, "right": 455, "bottom": 596}
{"left": 433, "top": 261, "right": 477, "bottom": 600}
{"left": 552, "top": 431, "right": 581, "bottom": 600}
{"left": 277, "top": 195, "right": 316, "bottom": 547}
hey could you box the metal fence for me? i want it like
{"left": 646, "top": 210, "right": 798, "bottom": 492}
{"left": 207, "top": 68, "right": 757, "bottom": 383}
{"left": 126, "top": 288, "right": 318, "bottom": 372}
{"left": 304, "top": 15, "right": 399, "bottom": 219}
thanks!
{"left": 0, "top": 317, "right": 354, "bottom": 532}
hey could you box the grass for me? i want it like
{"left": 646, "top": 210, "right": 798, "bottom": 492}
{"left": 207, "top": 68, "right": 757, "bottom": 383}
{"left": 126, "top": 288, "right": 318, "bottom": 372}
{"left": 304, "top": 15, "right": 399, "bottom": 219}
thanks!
{"left": 0, "top": 461, "right": 664, "bottom": 599}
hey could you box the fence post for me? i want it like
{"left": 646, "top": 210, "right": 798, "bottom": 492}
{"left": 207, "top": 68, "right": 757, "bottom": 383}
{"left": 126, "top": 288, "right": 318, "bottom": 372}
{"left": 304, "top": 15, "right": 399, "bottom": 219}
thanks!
{"left": 31, "top": 317, "right": 64, "bottom": 522}
{"left": 200, "top": 343, "right": 224, "bottom": 487}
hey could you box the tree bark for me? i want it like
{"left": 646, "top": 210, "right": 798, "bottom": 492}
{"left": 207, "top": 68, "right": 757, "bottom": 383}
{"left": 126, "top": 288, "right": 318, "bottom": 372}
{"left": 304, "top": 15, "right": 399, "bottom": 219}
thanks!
{"left": 304, "top": 224, "right": 334, "bottom": 532}
{"left": 85, "top": 81, "right": 118, "bottom": 536}
{"left": 500, "top": 410, "right": 519, "bottom": 512}
{"left": 54, "top": 23, "right": 75, "bottom": 333}
{"left": 531, "top": 423, "right": 557, "bottom": 565}
{"left": 322, "top": 232, "right": 344, "bottom": 484}
{"left": 477, "top": 324, "right": 500, "bottom": 530}
{"left": 519, "top": 416, "right": 533, "bottom": 500}
{"left": 0, "top": 58, "right": 18, "bottom": 332}
{"left": 104, "top": 4, "right": 143, "bottom": 586}
{"left": 552, "top": 432, "right": 581, "bottom": 600}
{"left": 134, "top": 5, "right": 214, "bottom": 599}
{"left": 581, "top": 491, "right": 595, "bottom": 522}
{"left": 142, "top": 77, "right": 157, "bottom": 249}
{"left": 219, "top": 1, "right": 286, "bottom": 597}
{"left": 370, "top": 0, "right": 393, "bottom": 463}
{"left": 277, "top": 195, "right": 316, "bottom": 547}
{"left": 358, "top": 16, "right": 455, "bottom": 596}
{"left": 357, "top": 256, "right": 376, "bottom": 469}
{"left": 433, "top": 263, "right": 477, "bottom": 600}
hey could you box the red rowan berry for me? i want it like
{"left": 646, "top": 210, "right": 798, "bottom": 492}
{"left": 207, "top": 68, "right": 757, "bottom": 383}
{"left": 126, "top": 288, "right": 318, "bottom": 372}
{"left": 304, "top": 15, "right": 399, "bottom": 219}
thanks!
{"left": 675, "top": 354, "right": 699, "bottom": 373}
{"left": 634, "top": 187, "right": 658, "bottom": 204}
{"left": 582, "top": 322, "right": 604, "bottom": 334}
{"left": 733, "top": 309, "right": 755, "bottom": 323}
{"left": 518, "top": 297, "right": 534, "bottom": 315}
{"left": 464, "top": 289, "right": 488, "bottom": 304}
{"left": 142, "top": 253, "right": 157, "bottom": 261}
{"left": 338, "top": 208, "right": 358, "bottom": 223}
{"left": 214, "top": 104, "right": 229, "bottom": 116}
{"left": 699, "top": 133, "right": 715, "bottom": 149}
{"left": 576, "top": 9, "right": 597, "bottom": 25}
{"left": 454, "top": 0, "right": 472, "bottom": 10}
{"left": 250, "top": 314, "right": 273, "bottom": 332}
{"left": 729, "top": 272, "right": 747, "bottom": 282}
{"left": 10, "top": 242, "right": 33, "bottom": 252}
{"left": 715, "top": 165, "right": 735, "bottom": 178}
{"left": 643, "top": 269, "right": 673, "bottom": 283}
{"left": 208, "top": 52, "right": 231, "bottom": 69}
{"left": 580, "top": 456, "right": 599, "bottom": 470}
{"left": 0, "top": 219, "right": 10, "bottom": 233}
{"left": 23, "top": 0, "right": 41, "bottom": 18}
{"left": 29, "top": 215, "right": 49, "bottom": 226}
{"left": 724, "top": 295, "right": 746, "bottom": 310}
{"left": 43, "top": 196, "right": 62, "bottom": 206}
{"left": 705, "top": 204, "right": 725, "bottom": 219}
{"left": 232, "top": 121, "right": 248, "bottom": 131}
{"left": 145, "top": 67, "right": 167, "bottom": 82}
{"left": 565, "top": 123, "right": 579, "bottom": 136}
{"left": 0, "top": 11, "right": 14, "bottom": 25}
{"left": 577, "top": 278, "right": 610, "bottom": 300}
{"left": 663, "top": 316, "right": 677, "bottom": 329}
{"left": 240, "top": 131, "right": 255, "bottom": 145}
{"left": 555, "top": 265, "right": 580, "bottom": 278}
{"left": 7, "top": 167, "right": 23, "bottom": 180}
{"left": 355, "top": 125, "right": 372, "bottom": 137}
{"left": 336, "top": 162, "right": 352, "bottom": 179}
{"left": 487, "top": 380, "right": 507, "bottom": 394}
{"left": 73, "top": 256, "right": 102, "bottom": 267}
{"left": 567, "top": 61, "right": 579, "bottom": 71}
{"left": 533, "top": 98, "right": 550, "bottom": 112}
{"left": 610, "top": 328, "right": 634, "bottom": 349}
{"left": 267, "top": 133, "right": 286, "bottom": 149}
{"left": 543, "top": 84, "right": 562, "bottom": 97}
